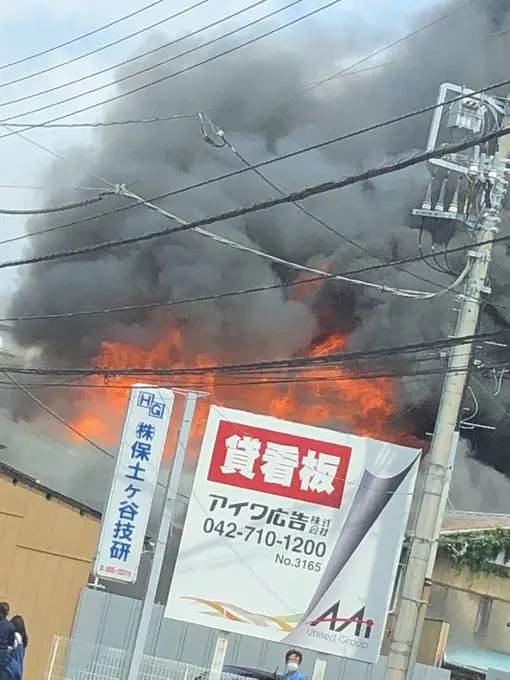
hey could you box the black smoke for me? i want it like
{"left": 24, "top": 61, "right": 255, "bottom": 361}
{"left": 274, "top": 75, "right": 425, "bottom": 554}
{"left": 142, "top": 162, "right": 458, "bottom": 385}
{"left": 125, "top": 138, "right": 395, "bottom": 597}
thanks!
{"left": 7, "top": 0, "right": 510, "bottom": 488}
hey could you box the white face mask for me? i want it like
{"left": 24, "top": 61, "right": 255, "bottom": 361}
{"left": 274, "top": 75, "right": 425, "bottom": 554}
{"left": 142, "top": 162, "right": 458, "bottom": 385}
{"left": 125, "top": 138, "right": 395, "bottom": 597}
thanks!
{"left": 287, "top": 662, "right": 299, "bottom": 673}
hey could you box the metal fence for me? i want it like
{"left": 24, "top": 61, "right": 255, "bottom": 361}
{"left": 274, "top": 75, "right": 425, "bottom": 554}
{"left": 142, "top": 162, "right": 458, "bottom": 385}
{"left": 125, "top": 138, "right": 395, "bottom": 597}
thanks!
{"left": 69, "top": 589, "right": 450, "bottom": 680}
{"left": 46, "top": 636, "right": 246, "bottom": 680}
{"left": 46, "top": 635, "right": 450, "bottom": 680}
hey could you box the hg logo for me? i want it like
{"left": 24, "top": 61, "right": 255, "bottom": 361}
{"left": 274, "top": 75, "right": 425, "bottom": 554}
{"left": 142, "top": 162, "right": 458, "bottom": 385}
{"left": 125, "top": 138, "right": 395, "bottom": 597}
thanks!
{"left": 137, "top": 390, "right": 166, "bottom": 420}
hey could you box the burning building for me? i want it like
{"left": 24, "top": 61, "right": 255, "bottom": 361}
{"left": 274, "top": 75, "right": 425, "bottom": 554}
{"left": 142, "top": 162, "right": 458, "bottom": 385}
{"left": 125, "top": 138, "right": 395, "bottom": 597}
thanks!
{"left": 4, "top": 0, "right": 510, "bottom": 511}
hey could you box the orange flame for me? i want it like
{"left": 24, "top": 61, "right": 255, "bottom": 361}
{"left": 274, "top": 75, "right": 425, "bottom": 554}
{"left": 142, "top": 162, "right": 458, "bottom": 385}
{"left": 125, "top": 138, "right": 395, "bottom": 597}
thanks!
{"left": 67, "top": 325, "right": 407, "bottom": 456}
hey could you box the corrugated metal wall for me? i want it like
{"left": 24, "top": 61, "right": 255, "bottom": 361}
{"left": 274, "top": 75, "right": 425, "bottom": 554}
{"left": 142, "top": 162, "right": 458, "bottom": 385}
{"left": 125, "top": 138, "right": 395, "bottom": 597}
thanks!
{"left": 71, "top": 589, "right": 450, "bottom": 680}
{"left": 0, "top": 469, "right": 99, "bottom": 680}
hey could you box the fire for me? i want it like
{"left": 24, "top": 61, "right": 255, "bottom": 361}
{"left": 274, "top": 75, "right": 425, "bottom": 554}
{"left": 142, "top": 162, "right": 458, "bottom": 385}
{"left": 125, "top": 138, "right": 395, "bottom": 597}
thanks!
{"left": 67, "top": 326, "right": 406, "bottom": 456}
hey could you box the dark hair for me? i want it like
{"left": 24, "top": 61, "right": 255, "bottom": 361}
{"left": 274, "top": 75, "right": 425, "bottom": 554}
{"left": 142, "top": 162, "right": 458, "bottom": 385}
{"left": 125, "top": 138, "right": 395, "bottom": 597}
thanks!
{"left": 0, "top": 603, "right": 9, "bottom": 618}
{"left": 285, "top": 650, "right": 302, "bottom": 664}
{"left": 11, "top": 616, "right": 28, "bottom": 649}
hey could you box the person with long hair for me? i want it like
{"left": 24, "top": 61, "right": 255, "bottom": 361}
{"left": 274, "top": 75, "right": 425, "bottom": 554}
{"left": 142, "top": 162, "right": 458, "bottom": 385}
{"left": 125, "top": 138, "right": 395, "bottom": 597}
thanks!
{"left": 2, "top": 615, "right": 27, "bottom": 680}
{"left": 0, "top": 604, "right": 14, "bottom": 679}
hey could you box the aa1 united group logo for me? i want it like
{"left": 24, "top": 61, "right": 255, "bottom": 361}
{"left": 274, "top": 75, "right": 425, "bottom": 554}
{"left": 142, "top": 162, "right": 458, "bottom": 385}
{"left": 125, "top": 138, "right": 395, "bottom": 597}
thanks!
{"left": 306, "top": 600, "right": 375, "bottom": 649}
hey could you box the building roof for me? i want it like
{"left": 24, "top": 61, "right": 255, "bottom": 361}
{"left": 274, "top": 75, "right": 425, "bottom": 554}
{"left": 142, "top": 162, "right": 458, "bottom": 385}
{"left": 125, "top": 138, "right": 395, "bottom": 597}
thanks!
{"left": 0, "top": 408, "right": 112, "bottom": 511}
{"left": 445, "top": 644, "right": 510, "bottom": 672}
{"left": 0, "top": 459, "right": 101, "bottom": 520}
{"left": 441, "top": 511, "right": 510, "bottom": 534}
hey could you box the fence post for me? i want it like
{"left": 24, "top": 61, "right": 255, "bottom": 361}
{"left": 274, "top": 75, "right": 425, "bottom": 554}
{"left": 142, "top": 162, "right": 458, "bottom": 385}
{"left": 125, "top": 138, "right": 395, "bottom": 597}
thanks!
{"left": 46, "top": 636, "right": 59, "bottom": 680}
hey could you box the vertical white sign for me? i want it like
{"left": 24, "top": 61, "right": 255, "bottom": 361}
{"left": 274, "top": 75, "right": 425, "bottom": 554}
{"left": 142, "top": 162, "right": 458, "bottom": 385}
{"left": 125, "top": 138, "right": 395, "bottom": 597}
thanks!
{"left": 94, "top": 384, "right": 175, "bottom": 583}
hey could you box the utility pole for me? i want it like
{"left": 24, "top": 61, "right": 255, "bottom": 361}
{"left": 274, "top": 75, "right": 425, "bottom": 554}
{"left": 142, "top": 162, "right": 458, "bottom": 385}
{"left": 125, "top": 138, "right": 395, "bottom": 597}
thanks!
{"left": 385, "top": 87, "right": 510, "bottom": 680}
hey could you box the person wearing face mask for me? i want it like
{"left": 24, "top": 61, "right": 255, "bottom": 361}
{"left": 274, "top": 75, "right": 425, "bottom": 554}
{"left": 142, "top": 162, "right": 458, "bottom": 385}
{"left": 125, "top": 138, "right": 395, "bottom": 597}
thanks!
{"left": 283, "top": 650, "right": 307, "bottom": 680}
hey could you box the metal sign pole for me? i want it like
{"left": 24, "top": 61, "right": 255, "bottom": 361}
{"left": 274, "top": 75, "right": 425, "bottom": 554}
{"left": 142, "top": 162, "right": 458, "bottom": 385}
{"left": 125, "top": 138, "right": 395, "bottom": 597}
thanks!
{"left": 125, "top": 392, "right": 199, "bottom": 680}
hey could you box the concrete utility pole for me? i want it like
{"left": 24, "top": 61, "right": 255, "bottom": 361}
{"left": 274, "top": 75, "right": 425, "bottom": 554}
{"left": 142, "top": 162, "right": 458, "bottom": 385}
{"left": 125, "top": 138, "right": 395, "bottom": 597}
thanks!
{"left": 385, "top": 87, "right": 510, "bottom": 680}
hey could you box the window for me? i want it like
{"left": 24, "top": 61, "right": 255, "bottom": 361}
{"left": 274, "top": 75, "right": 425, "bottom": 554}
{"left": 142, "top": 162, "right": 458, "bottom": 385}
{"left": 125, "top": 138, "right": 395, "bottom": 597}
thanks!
{"left": 474, "top": 596, "right": 492, "bottom": 636}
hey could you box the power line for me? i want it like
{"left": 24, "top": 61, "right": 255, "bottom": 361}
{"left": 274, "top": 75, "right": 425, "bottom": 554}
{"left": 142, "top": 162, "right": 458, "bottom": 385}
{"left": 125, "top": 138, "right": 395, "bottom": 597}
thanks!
{"left": 20, "top": 107, "right": 440, "bottom": 300}
{"left": 0, "top": 0, "right": 483, "bottom": 138}
{"left": 0, "top": 55, "right": 472, "bottom": 131}
{"left": 272, "top": 0, "right": 478, "bottom": 111}
{"left": 0, "top": 184, "right": 112, "bottom": 192}
{"left": 2, "top": 371, "right": 113, "bottom": 457}
{"left": 0, "top": 0, "right": 169, "bottom": 71}
{"left": 121, "top": 75, "right": 510, "bottom": 208}
{"left": 3, "top": 68, "right": 510, "bottom": 254}
{"left": 216, "top": 125, "right": 364, "bottom": 243}
{"left": 0, "top": 0, "right": 214, "bottom": 91}
{"left": 3, "top": 229, "right": 510, "bottom": 323}
{"left": 2, "top": 370, "right": 190, "bottom": 499}
{"left": 1, "top": 328, "right": 508, "bottom": 377}
{"left": 0, "top": 0, "right": 338, "bottom": 125}
{"left": 210, "top": 121, "right": 470, "bottom": 295}
{"left": 0, "top": 0, "right": 275, "bottom": 110}
{"left": 0, "top": 126, "right": 503, "bottom": 319}
{"left": 0, "top": 363, "right": 502, "bottom": 388}
{"left": 0, "top": 125, "right": 507, "bottom": 271}
{"left": 38, "top": 0, "right": 474, "bottom": 133}
{"left": 6, "top": 68, "right": 508, "bottom": 253}
{"left": 3, "top": 2, "right": 498, "bottom": 136}
{"left": 0, "top": 114, "right": 195, "bottom": 199}
{"left": 0, "top": 190, "right": 116, "bottom": 215}
{"left": 471, "top": 375, "right": 510, "bottom": 421}
{"left": 0, "top": 0, "right": 344, "bottom": 136}
{"left": 0, "top": 359, "right": 492, "bottom": 390}
{"left": 7, "top": 113, "right": 202, "bottom": 130}
{"left": 24, "top": 177, "right": 471, "bottom": 302}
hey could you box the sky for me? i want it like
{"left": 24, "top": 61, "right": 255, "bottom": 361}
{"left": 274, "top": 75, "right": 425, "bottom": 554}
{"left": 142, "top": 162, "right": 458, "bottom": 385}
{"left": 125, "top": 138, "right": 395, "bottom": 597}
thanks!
{"left": 0, "top": 0, "right": 440, "bottom": 303}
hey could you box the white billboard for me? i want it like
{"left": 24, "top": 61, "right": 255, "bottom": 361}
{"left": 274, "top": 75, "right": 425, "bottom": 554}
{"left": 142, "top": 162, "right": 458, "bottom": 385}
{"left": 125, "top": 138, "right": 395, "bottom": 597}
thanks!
{"left": 165, "top": 407, "right": 420, "bottom": 662}
{"left": 94, "top": 385, "right": 175, "bottom": 583}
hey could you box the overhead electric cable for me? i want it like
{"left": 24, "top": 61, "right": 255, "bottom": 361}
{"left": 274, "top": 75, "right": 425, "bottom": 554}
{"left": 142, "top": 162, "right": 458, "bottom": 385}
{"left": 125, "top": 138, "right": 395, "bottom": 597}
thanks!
{"left": 0, "top": 350, "right": 497, "bottom": 390}
{"left": 0, "top": 368, "right": 469, "bottom": 389}
{"left": 0, "top": 0, "right": 276, "bottom": 108}
{"left": 0, "top": 190, "right": 115, "bottom": 215}
{"left": 0, "top": 0, "right": 214, "bottom": 91}
{"left": 43, "top": 178, "right": 470, "bottom": 302}
{"left": 0, "top": 0, "right": 169, "bottom": 71}
{"left": 3, "top": 229, "right": 510, "bottom": 323}
{"left": 0, "top": 184, "right": 112, "bottom": 192}
{"left": 0, "top": 0, "right": 486, "bottom": 138}
{"left": 206, "top": 118, "right": 469, "bottom": 294}
{"left": 0, "top": 125, "right": 506, "bottom": 271}
{"left": 0, "top": 350, "right": 484, "bottom": 389}
{"left": 2, "top": 371, "right": 190, "bottom": 499}
{"left": 0, "top": 53, "right": 477, "bottom": 131}
{"left": 6, "top": 69, "right": 509, "bottom": 247}
{"left": 1, "top": 329, "right": 508, "bottom": 377}
{"left": 6, "top": 113, "right": 203, "bottom": 129}
{"left": 0, "top": 0, "right": 342, "bottom": 126}
{"left": 2, "top": 371, "right": 112, "bottom": 457}
{"left": 274, "top": 0, "right": 477, "bottom": 109}
{"left": 132, "top": 75, "right": 510, "bottom": 206}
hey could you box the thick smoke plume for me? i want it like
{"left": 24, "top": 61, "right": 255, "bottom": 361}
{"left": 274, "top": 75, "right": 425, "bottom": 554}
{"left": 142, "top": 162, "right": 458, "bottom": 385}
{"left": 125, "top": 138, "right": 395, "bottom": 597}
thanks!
{"left": 7, "top": 0, "right": 510, "bottom": 495}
